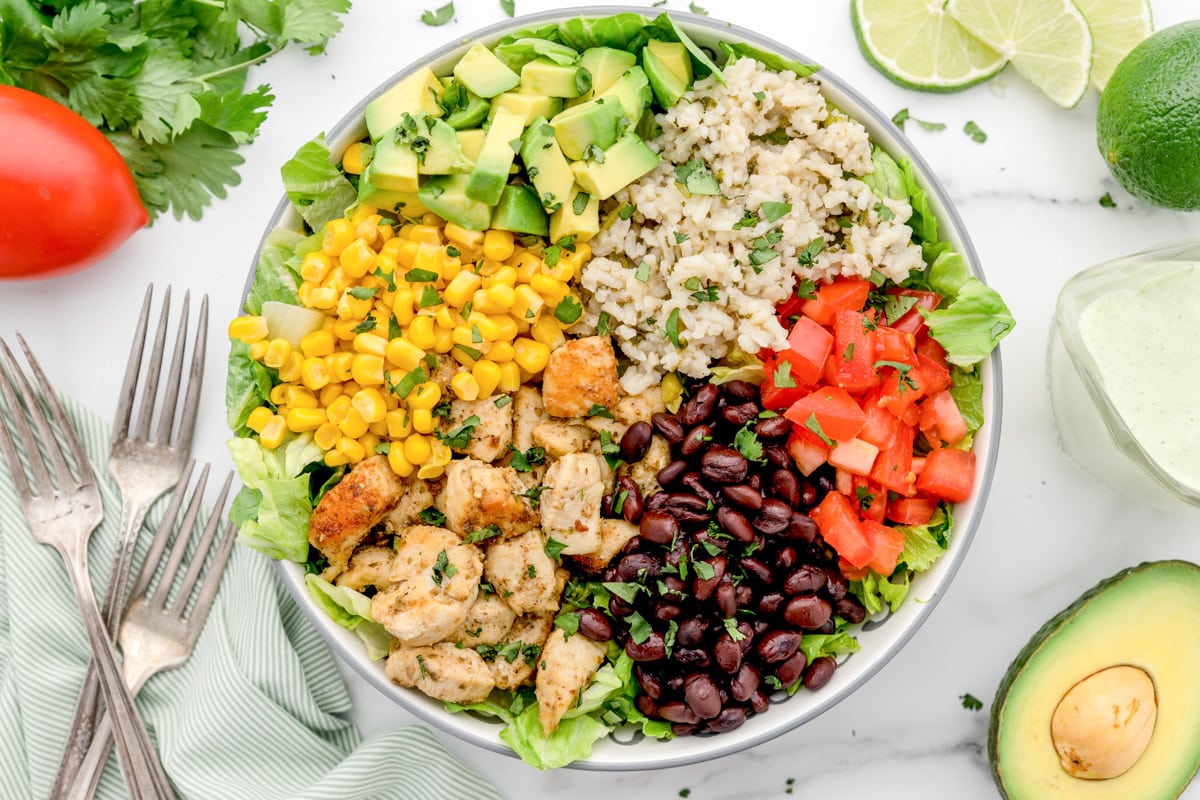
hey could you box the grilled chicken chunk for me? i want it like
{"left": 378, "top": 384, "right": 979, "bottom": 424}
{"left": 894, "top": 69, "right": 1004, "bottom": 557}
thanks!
{"left": 489, "top": 611, "right": 554, "bottom": 691}
{"left": 627, "top": 436, "right": 671, "bottom": 501}
{"left": 386, "top": 642, "right": 494, "bottom": 704}
{"left": 613, "top": 386, "right": 665, "bottom": 426}
{"left": 309, "top": 456, "right": 403, "bottom": 575}
{"left": 451, "top": 593, "right": 518, "bottom": 648}
{"left": 532, "top": 420, "right": 593, "bottom": 458}
{"left": 334, "top": 545, "right": 395, "bottom": 592}
{"left": 540, "top": 453, "right": 604, "bottom": 556}
{"left": 484, "top": 529, "right": 561, "bottom": 615}
{"left": 569, "top": 518, "right": 639, "bottom": 574}
{"left": 444, "top": 397, "right": 513, "bottom": 463}
{"left": 385, "top": 475, "right": 442, "bottom": 531}
{"left": 370, "top": 525, "right": 482, "bottom": 647}
{"left": 536, "top": 629, "right": 607, "bottom": 734}
{"left": 442, "top": 458, "right": 538, "bottom": 539}
{"left": 541, "top": 336, "right": 619, "bottom": 418}
{"left": 511, "top": 386, "right": 547, "bottom": 452}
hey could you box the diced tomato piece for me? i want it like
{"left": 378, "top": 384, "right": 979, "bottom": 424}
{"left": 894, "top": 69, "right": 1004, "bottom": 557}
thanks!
{"left": 861, "top": 519, "right": 906, "bottom": 576}
{"left": 851, "top": 476, "right": 887, "bottom": 523}
{"left": 810, "top": 491, "right": 873, "bottom": 568}
{"left": 886, "top": 496, "right": 938, "bottom": 525}
{"left": 831, "top": 310, "right": 880, "bottom": 393}
{"left": 760, "top": 354, "right": 808, "bottom": 410}
{"left": 786, "top": 426, "right": 829, "bottom": 475}
{"left": 840, "top": 561, "right": 871, "bottom": 581}
{"left": 775, "top": 294, "right": 806, "bottom": 321}
{"left": 914, "top": 352, "right": 953, "bottom": 395}
{"left": 877, "top": 364, "right": 927, "bottom": 419}
{"left": 870, "top": 418, "right": 916, "bottom": 495}
{"left": 800, "top": 295, "right": 834, "bottom": 327}
{"left": 827, "top": 437, "right": 880, "bottom": 476}
{"left": 915, "top": 335, "right": 949, "bottom": 369}
{"left": 802, "top": 277, "right": 872, "bottom": 326}
{"left": 912, "top": 455, "right": 926, "bottom": 477}
{"left": 784, "top": 386, "right": 867, "bottom": 443}
{"left": 888, "top": 289, "right": 941, "bottom": 335}
{"left": 857, "top": 390, "right": 901, "bottom": 449}
{"left": 919, "top": 391, "right": 969, "bottom": 447}
{"left": 915, "top": 447, "right": 976, "bottom": 503}
{"left": 784, "top": 316, "right": 833, "bottom": 385}
{"left": 874, "top": 326, "right": 917, "bottom": 366}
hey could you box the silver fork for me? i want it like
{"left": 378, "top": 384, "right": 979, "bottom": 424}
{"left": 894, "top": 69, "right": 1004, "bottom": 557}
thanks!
{"left": 51, "top": 286, "right": 207, "bottom": 799}
{"left": 0, "top": 336, "right": 175, "bottom": 800}
{"left": 66, "top": 462, "right": 237, "bottom": 800}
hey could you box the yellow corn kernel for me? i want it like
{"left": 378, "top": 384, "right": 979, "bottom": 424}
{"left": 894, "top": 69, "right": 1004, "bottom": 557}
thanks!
{"left": 324, "top": 449, "right": 350, "bottom": 467}
{"left": 410, "top": 243, "right": 441, "bottom": 278}
{"left": 512, "top": 285, "right": 545, "bottom": 321}
{"left": 228, "top": 315, "right": 269, "bottom": 344}
{"left": 514, "top": 338, "right": 552, "bottom": 374}
{"left": 369, "top": 418, "right": 389, "bottom": 436}
{"left": 440, "top": 256, "right": 462, "bottom": 283}
{"left": 416, "top": 463, "right": 446, "bottom": 480}
{"left": 482, "top": 229, "right": 515, "bottom": 261}
{"left": 327, "top": 351, "right": 355, "bottom": 383}
{"left": 340, "top": 238, "right": 376, "bottom": 279}
{"left": 394, "top": 239, "right": 420, "bottom": 269}
{"left": 451, "top": 371, "right": 480, "bottom": 401}
{"left": 486, "top": 340, "right": 515, "bottom": 363}
{"left": 337, "top": 407, "right": 369, "bottom": 439}
{"left": 383, "top": 391, "right": 399, "bottom": 411}
{"left": 474, "top": 315, "right": 505, "bottom": 342}
{"left": 392, "top": 288, "right": 416, "bottom": 326}
{"left": 411, "top": 408, "right": 435, "bottom": 434}
{"left": 530, "top": 311, "right": 566, "bottom": 347}
{"left": 319, "top": 384, "right": 343, "bottom": 407}
{"left": 548, "top": 259, "right": 575, "bottom": 282}
{"left": 432, "top": 326, "right": 454, "bottom": 354}
{"left": 332, "top": 317, "right": 362, "bottom": 341}
{"left": 355, "top": 216, "right": 381, "bottom": 248}
{"left": 443, "top": 271, "right": 482, "bottom": 308}
{"left": 472, "top": 360, "right": 502, "bottom": 398}
{"left": 284, "top": 385, "right": 318, "bottom": 409}
{"left": 403, "top": 434, "right": 433, "bottom": 465}
{"left": 341, "top": 381, "right": 362, "bottom": 396}
{"left": 323, "top": 267, "right": 351, "bottom": 297}
{"left": 351, "top": 387, "right": 388, "bottom": 424}
{"left": 451, "top": 346, "right": 478, "bottom": 369}
{"left": 351, "top": 354, "right": 385, "bottom": 386}
{"left": 246, "top": 406, "right": 274, "bottom": 433}
{"left": 262, "top": 338, "right": 293, "bottom": 369}
{"left": 314, "top": 422, "right": 340, "bottom": 450}
{"left": 386, "top": 408, "right": 412, "bottom": 439}
{"left": 373, "top": 252, "right": 398, "bottom": 281}
{"left": 486, "top": 266, "right": 518, "bottom": 288}
{"left": 359, "top": 432, "right": 381, "bottom": 455}
{"left": 259, "top": 415, "right": 287, "bottom": 449}
{"left": 407, "top": 382, "right": 442, "bottom": 410}
{"left": 300, "top": 251, "right": 334, "bottom": 283}
{"left": 483, "top": 283, "right": 516, "bottom": 313}
{"left": 387, "top": 446, "right": 414, "bottom": 477}
{"left": 385, "top": 337, "right": 425, "bottom": 371}
{"left": 452, "top": 324, "right": 483, "bottom": 350}
{"left": 322, "top": 219, "right": 355, "bottom": 256}
{"left": 497, "top": 361, "right": 521, "bottom": 393}
{"left": 248, "top": 340, "right": 269, "bottom": 362}
{"left": 435, "top": 306, "right": 459, "bottom": 330}
{"left": 278, "top": 352, "right": 304, "bottom": 384}
{"left": 337, "top": 291, "right": 374, "bottom": 321}
{"left": 419, "top": 213, "right": 441, "bottom": 227}
{"left": 429, "top": 440, "right": 453, "bottom": 466}
{"left": 297, "top": 282, "right": 318, "bottom": 309}
{"left": 489, "top": 315, "right": 519, "bottom": 341}
{"left": 512, "top": 252, "right": 542, "bottom": 282}
{"left": 286, "top": 407, "right": 326, "bottom": 433}
{"left": 350, "top": 203, "right": 378, "bottom": 225}
{"left": 409, "top": 225, "right": 442, "bottom": 246}
{"left": 379, "top": 236, "right": 405, "bottom": 261}
{"left": 530, "top": 274, "right": 566, "bottom": 303}
{"left": 326, "top": 395, "right": 352, "bottom": 425}
{"left": 299, "top": 330, "right": 334, "bottom": 359}
{"left": 268, "top": 383, "right": 289, "bottom": 406}
{"left": 407, "top": 315, "right": 437, "bottom": 349}
{"left": 299, "top": 357, "right": 331, "bottom": 391}
{"left": 377, "top": 224, "right": 395, "bottom": 244}
{"left": 341, "top": 142, "right": 366, "bottom": 174}
{"left": 307, "top": 286, "right": 338, "bottom": 310}
{"left": 353, "top": 332, "right": 388, "bottom": 357}
{"left": 444, "top": 223, "right": 484, "bottom": 249}
{"left": 336, "top": 437, "right": 367, "bottom": 464}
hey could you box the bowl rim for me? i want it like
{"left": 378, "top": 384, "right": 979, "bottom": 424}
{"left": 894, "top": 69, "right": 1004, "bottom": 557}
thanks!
{"left": 243, "top": 5, "right": 1005, "bottom": 771}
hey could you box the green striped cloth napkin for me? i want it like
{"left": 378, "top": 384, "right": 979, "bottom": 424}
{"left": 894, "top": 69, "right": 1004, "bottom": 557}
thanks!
{"left": 0, "top": 396, "right": 504, "bottom": 800}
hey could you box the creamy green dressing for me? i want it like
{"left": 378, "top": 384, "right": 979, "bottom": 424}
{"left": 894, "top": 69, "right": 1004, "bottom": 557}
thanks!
{"left": 1076, "top": 262, "right": 1200, "bottom": 494}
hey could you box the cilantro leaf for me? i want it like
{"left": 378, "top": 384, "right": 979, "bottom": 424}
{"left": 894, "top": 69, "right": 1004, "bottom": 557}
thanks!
{"left": 420, "top": 2, "right": 455, "bottom": 26}
{"left": 675, "top": 158, "right": 721, "bottom": 196}
{"left": 961, "top": 693, "right": 983, "bottom": 711}
{"left": 500, "top": 0, "right": 515, "bottom": 16}
{"left": 963, "top": 120, "right": 987, "bottom": 143}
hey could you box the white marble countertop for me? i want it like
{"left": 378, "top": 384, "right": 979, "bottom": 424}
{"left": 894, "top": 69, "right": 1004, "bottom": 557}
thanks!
{"left": 4, "top": 0, "right": 1199, "bottom": 797}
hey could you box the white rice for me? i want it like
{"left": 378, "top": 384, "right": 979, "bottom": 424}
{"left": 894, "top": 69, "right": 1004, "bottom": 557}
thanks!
{"left": 578, "top": 58, "right": 925, "bottom": 394}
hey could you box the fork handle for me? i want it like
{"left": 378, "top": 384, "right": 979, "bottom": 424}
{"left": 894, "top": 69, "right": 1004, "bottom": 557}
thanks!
{"left": 64, "top": 662, "right": 153, "bottom": 800}
{"left": 62, "top": 552, "right": 175, "bottom": 800}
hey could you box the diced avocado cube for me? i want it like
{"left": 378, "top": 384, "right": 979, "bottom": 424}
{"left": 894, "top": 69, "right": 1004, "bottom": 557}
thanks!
{"left": 419, "top": 174, "right": 493, "bottom": 231}
{"left": 391, "top": 112, "right": 471, "bottom": 175}
{"left": 465, "top": 105, "right": 526, "bottom": 205}
{"left": 520, "top": 117, "right": 575, "bottom": 214}
{"left": 569, "top": 134, "right": 660, "bottom": 200}
{"left": 356, "top": 179, "right": 430, "bottom": 219}
{"left": 456, "top": 129, "right": 487, "bottom": 164}
{"left": 575, "top": 47, "right": 638, "bottom": 103}
{"left": 642, "top": 45, "right": 692, "bottom": 109}
{"left": 520, "top": 59, "right": 591, "bottom": 98}
{"left": 549, "top": 97, "right": 625, "bottom": 161}
{"left": 363, "top": 128, "right": 419, "bottom": 194}
{"left": 490, "top": 184, "right": 549, "bottom": 236}
{"left": 364, "top": 67, "right": 444, "bottom": 142}
{"left": 439, "top": 79, "right": 491, "bottom": 130}
{"left": 647, "top": 39, "right": 693, "bottom": 87}
{"left": 453, "top": 42, "right": 520, "bottom": 98}
{"left": 549, "top": 185, "right": 600, "bottom": 243}
{"left": 488, "top": 92, "right": 563, "bottom": 127}
{"left": 598, "top": 66, "right": 651, "bottom": 123}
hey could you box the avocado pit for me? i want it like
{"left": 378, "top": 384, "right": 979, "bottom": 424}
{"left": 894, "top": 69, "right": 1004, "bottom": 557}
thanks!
{"left": 1050, "top": 665, "right": 1157, "bottom": 780}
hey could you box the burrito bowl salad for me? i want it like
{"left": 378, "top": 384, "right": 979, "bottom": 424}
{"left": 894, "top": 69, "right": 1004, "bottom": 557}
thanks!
{"left": 224, "top": 12, "right": 1014, "bottom": 769}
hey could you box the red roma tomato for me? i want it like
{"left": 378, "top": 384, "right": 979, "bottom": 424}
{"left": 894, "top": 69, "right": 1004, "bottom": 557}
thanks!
{"left": 0, "top": 86, "right": 147, "bottom": 279}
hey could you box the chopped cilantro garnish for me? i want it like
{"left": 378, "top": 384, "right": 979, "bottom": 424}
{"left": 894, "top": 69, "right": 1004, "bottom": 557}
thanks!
{"left": 544, "top": 537, "right": 567, "bottom": 560}
{"left": 663, "top": 308, "right": 682, "bottom": 349}
{"left": 348, "top": 286, "right": 377, "bottom": 300}
{"left": 805, "top": 412, "right": 833, "bottom": 446}
{"left": 436, "top": 414, "right": 480, "bottom": 449}
{"left": 635, "top": 262, "right": 651, "bottom": 283}
{"left": 963, "top": 120, "right": 988, "bottom": 143}
{"left": 675, "top": 158, "right": 721, "bottom": 196}
{"left": 430, "top": 549, "right": 457, "bottom": 586}
{"left": 587, "top": 403, "right": 614, "bottom": 419}
{"left": 418, "top": 506, "right": 447, "bottom": 526}
{"left": 419, "top": 2, "right": 454, "bottom": 26}
{"left": 464, "top": 524, "right": 503, "bottom": 544}
{"left": 386, "top": 366, "right": 427, "bottom": 399}
{"left": 961, "top": 693, "right": 984, "bottom": 711}
{"left": 772, "top": 360, "right": 797, "bottom": 389}
{"left": 405, "top": 267, "right": 439, "bottom": 283}
{"left": 573, "top": 191, "right": 591, "bottom": 214}
{"left": 508, "top": 444, "right": 546, "bottom": 472}
{"left": 761, "top": 201, "right": 792, "bottom": 222}
{"left": 554, "top": 296, "right": 583, "bottom": 325}
{"left": 418, "top": 286, "right": 443, "bottom": 308}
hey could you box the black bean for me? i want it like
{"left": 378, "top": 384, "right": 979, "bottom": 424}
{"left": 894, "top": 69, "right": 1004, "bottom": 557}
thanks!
{"left": 776, "top": 546, "right": 798, "bottom": 570}
{"left": 635, "top": 665, "right": 664, "bottom": 699}
{"left": 618, "top": 477, "right": 644, "bottom": 524}
{"left": 674, "top": 648, "right": 710, "bottom": 667}
{"left": 730, "top": 663, "right": 760, "bottom": 702}
{"left": 803, "top": 656, "right": 837, "bottom": 691}
{"left": 617, "top": 553, "right": 661, "bottom": 582}
{"left": 635, "top": 693, "right": 659, "bottom": 718}
{"left": 680, "top": 384, "right": 719, "bottom": 427}
{"left": 783, "top": 565, "right": 826, "bottom": 595}
{"left": 714, "top": 634, "right": 743, "bottom": 674}
{"left": 692, "top": 555, "right": 725, "bottom": 601}
{"left": 824, "top": 569, "right": 849, "bottom": 600}
{"left": 775, "top": 651, "right": 808, "bottom": 688}
{"left": 626, "top": 632, "right": 667, "bottom": 661}
{"left": 661, "top": 575, "right": 686, "bottom": 596}
{"left": 723, "top": 380, "right": 760, "bottom": 401}
{"left": 681, "top": 472, "right": 716, "bottom": 504}
{"left": 705, "top": 707, "right": 747, "bottom": 733}
{"left": 755, "top": 629, "right": 802, "bottom": 663}
{"left": 660, "top": 701, "right": 701, "bottom": 725}
{"left": 783, "top": 594, "right": 832, "bottom": 630}
{"left": 833, "top": 595, "right": 867, "bottom": 625}
{"left": 754, "top": 498, "right": 792, "bottom": 535}
{"left": 749, "top": 690, "right": 771, "bottom": 714}
{"left": 740, "top": 557, "right": 773, "bottom": 585}
{"left": 764, "top": 443, "right": 791, "bottom": 468}
{"left": 716, "top": 505, "right": 755, "bottom": 543}
{"left": 656, "top": 458, "right": 689, "bottom": 486}
{"left": 683, "top": 673, "right": 722, "bottom": 719}
{"left": 601, "top": 492, "right": 614, "bottom": 517}
{"left": 672, "top": 723, "right": 700, "bottom": 737}
{"left": 734, "top": 621, "right": 756, "bottom": 652}
{"left": 701, "top": 447, "right": 749, "bottom": 484}
{"left": 754, "top": 415, "right": 792, "bottom": 439}
{"left": 652, "top": 603, "right": 683, "bottom": 623}
{"left": 639, "top": 511, "right": 678, "bottom": 545}
{"left": 619, "top": 421, "right": 653, "bottom": 463}
{"left": 800, "top": 481, "right": 819, "bottom": 507}
{"left": 814, "top": 470, "right": 836, "bottom": 494}
{"left": 680, "top": 424, "right": 712, "bottom": 457}
{"left": 721, "top": 483, "right": 763, "bottom": 511}
{"left": 651, "top": 412, "right": 686, "bottom": 443}
{"left": 721, "top": 401, "right": 759, "bottom": 427}
{"left": 783, "top": 512, "right": 819, "bottom": 542}
{"left": 676, "top": 616, "right": 708, "bottom": 647}
{"left": 609, "top": 595, "right": 634, "bottom": 617}
{"left": 661, "top": 492, "right": 710, "bottom": 522}
{"left": 715, "top": 579, "right": 738, "bottom": 619}
{"left": 577, "top": 608, "right": 614, "bottom": 641}
{"left": 736, "top": 584, "right": 754, "bottom": 607}
{"left": 747, "top": 473, "right": 763, "bottom": 492}
{"left": 770, "top": 469, "right": 802, "bottom": 507}
{"left": 757, "top": 591, "right": 786, "bottom": 616}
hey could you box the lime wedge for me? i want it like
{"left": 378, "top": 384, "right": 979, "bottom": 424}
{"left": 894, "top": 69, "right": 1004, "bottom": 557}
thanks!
{"left": 851, "top": 0, "right": 1007, "bottom": 91}
{"left": 946, "top": 0, "right": 1094, "bottom": 108}
{"left": 1073, "top": 0, "right": 1153, "bottom": 91}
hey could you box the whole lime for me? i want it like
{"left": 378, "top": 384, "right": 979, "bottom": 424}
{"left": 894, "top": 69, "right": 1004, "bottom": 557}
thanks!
{"left": 1096, "top": 21, "right": 1200, "bottom": 211}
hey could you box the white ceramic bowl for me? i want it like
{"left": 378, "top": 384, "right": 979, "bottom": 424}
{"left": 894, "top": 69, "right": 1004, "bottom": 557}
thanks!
{"left": 245, "top": 7, "right": 1003, "bottom": 770}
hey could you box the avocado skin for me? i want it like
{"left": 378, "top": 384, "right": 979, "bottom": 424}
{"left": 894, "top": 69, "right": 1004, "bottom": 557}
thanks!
{"left": 987, "top": 559, "right": 1200, "bottom": 799}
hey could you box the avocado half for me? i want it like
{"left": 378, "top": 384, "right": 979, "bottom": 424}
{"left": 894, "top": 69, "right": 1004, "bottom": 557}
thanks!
{"left": 989, "top": 560, "right": 1200, "bottom": 799}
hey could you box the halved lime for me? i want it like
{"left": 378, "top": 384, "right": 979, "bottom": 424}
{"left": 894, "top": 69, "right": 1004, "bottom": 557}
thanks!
{"left": 946, "top": 0, "right": 1093, "bottom": 108}
{"left": 1074, "top": 0, "right": 1153, "bottom": 91}
{"left": 851, "top": 0, "right": 1007, "bottom": 92}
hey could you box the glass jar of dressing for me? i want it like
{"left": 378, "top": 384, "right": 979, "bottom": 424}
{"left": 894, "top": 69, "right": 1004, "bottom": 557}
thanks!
{"left": 1048, "top": 239, "right": 1200, "bottom": 511}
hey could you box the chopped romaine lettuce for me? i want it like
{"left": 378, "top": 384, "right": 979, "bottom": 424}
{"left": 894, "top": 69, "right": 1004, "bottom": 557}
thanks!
{"left": 493, "top": 37, "right": 579, "bottom": 70}
{"left": 948, "top": 366, "right": 984, "bottom": 432}
{"left": 851, "top": 506, "right": 952, "bottom": 615}
{"left": 244, "top": 228, "right": 304, "bottom": 314}
{"left": 922, "top": 250, "right": 1015, "bottom": 367}
{"left": 305, "top": 574, "right": 393, "bottom": 660}
{"left": 717, "top": 41, "right": 818, "bottom": 77}
{"left": 227, "top": 434, "right": 324, "bottom": 562}
{"left": 226, "top": 340, "right": 275, "bottom": 434}
{"left": 709, "top": 346, "right": 765, "bottom": 384}
{"left": 556, "top": 13, "right": 647, "bottom": 50}
{"left": 280, "top": 134, "right": 357, "bottom": 232}
{"left": 642, "top": 13, "right": 723, "bottom": 82}
{"left": 862, "top": 146, "right": 906, "bottom": 203}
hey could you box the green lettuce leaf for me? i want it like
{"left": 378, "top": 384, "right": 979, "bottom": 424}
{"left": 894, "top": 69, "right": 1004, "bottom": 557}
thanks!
{"left": 852, "top": 570, "right": 911, "bottom": 615}
{"left": 799, "top": 627, "right": 860, "bottom": 663}
{"left": 280, "top": 134, "right": 357, "bottom": 231}
{"left": 862, "top": 146, "right": 905, "bottom": 202}
{"left": 948, "top": 366, "right": 984, "bottom": 432}
{"left": 897, "top": 156, "right": 938, "bottom": 245}
{"left": 717, "top": 41, "right": 818, "bottom": 77}
{"left": 244, "top": 227, "right": 304, "bottom": 314}
{"left": 225, "top": 339, "right": 275, "bottom": 433}
{"left": 304, "top": 574, "right": 393, "bottom": 659}
{"left": 922, "top": 250, "right": 1015, "bottom": 367}
{"left": 499, "top": 706, "right": 612, "bottom": 771}
{"left": 493, "top": 37, "right": 579, "bottom": 70}
{"left": 227, "top": 434, "right": 324, "bottom": 562}
{"left": 643, "top": 13, "right": 723, "bottom": 83}
{"left": 896, "top": 506, "right": 952, "bottom": 571}
{"left": 709, "top": 346, "right": 764, "bottom": 384}
{"left": 556, "top": 13, "right": 647, "bottom": 50}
